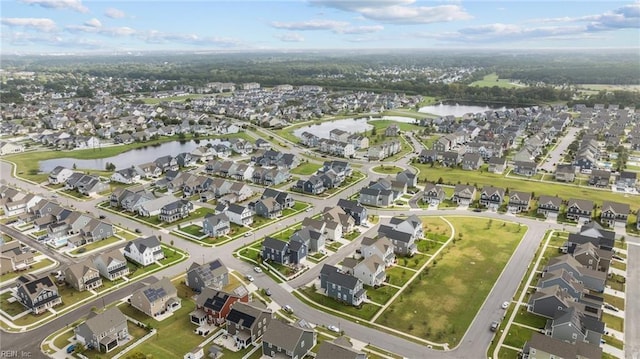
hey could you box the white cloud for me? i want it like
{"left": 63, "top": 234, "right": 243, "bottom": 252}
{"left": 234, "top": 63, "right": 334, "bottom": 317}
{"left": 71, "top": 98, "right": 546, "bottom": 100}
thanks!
{"left": 20, "top": 0, "right": 88, "bottom": 13}
{"left": 104, "top": 7, "right": 126, "bottom": 19}
{"left": 84, "top": 18, "right": 101, "bottom": 28}
{"left": 309, "top": 0, "right": 472, "bottom": 24}
{"left": 336, "top": 25, "right": 384, "bottom": 34}
{"left": 1, "top": 17, "right": 57, "bottom": 32}
{"left": 65, "top": 24, "right": 135, "bottom": 37}
{"left": 137, "top": 30, "right": 243, "bottom": 47}
{"left": 2, "top": 31, "right": 103, "bottom": 49}
{"left": 271, "top": 19, "right": 349, "bottom": 31}
{"left": 275, "top": 32, "right": 305, "bottom": 42}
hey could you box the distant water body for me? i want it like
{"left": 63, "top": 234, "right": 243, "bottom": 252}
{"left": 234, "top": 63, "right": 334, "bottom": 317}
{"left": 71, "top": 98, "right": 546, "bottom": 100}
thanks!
{"left": 418, "top": 103, "right": 507, "bottom": 117}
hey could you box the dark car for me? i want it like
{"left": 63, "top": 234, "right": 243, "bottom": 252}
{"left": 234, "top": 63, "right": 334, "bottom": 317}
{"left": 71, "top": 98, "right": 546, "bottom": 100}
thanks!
{"left": 135, "top": 228, "right": 142, "bottom": 233}
{"left": 99, "top": 215, "right": 106, "bottom": 219}
{"left": 473, "top": 208, "right": 482, "bottom": 212}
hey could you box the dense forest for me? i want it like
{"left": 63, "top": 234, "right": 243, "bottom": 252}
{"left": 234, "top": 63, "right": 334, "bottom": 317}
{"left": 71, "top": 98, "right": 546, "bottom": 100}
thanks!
{"left": 2, "top": 50, "right": 639, "bottom": 106}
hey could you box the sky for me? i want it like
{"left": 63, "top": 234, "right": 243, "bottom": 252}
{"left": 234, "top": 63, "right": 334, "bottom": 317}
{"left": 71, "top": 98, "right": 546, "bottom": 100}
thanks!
{"left": 1, "top": 0, "right": 639, "bottom": 54}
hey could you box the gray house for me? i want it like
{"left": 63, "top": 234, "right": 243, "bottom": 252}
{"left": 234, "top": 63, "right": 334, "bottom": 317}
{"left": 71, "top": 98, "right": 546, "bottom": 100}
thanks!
{"left": 528, "top": 285, "right": 584, "bottom": 319}
{"left": 479, "top": 186, "right": 505, "bottom": 210}
{"left": 316, "top": 337, "right": 368, "bottom": 359}
{"left": 75, "top": 307, "right": 128, "bottom": 353}
{"left": 537, "top": 268, "right": 586, "bottom": 299}
{"left": 544, "top": 255, "right": 606, "bottom": 292}
{"left": 262, "top": 320, "right": 316, "bottom": 359}
{"left": 507, "top": 191, "right": 531, "bottom": 214}
{"left": 15, "top": 274, "right": 62, "bottom": 314}
{"left": 600, "top": 201, "right": 629, "bottom": 228}
{"left": 423, "top": 183, "right": 446, "bottom": 205}
{"left": 319, "top": 264, "right": 366, "bottom": 306}
{"left": 185, "top": 259, "right": 229, "bottom": 292}
{"left": 253, "top": 198, "right": 282, "bottom": 219}
{"left": 566, "top": 198, "right": 594, "bottom": 223}
{"left": 202, "top": 213, "right": 230, "bottom": 237}
{"left": 555, "top": 164, "right": 576, "bottom": 182}
{"left": 358, "top": 188, "right": 394, "bottom": 207}
{"left": 544, "top": 306, "right": 604, "bottom": 346}
{"left": 64, "top": 260, "right": 103, "bottom": 292}
{"left": 395, "top": 169, "right": 417, "bottom": 188}
{"left": 522, "top": 333, "right": 602, "bottom": 359}
{"left": 537, "top": 195, "right": 562, "bottom": 219}
{"left": 226, "top": 301, "right": 273, "bottom": 349}
{"left": 452, "top": 184, "right": 476, "bottom": 206}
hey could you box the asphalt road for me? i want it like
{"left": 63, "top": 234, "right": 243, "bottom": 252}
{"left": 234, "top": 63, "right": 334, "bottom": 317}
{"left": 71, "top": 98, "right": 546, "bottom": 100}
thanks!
{"left": 538, "top": 127, "right": 580, "bottom": 173}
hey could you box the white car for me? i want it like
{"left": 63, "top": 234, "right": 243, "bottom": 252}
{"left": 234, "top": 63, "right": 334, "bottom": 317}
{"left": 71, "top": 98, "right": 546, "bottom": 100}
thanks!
{"left": 327, "top": 325, "right": 340, "bottom": 333}
{"left": 501, "top": 301, "right": 510, "bottom": 309}
{"left": 253, "top": 266, "right": 263, "bottom": 273}
{"left": 245, "top": 275, "right": 254, "bottom": 282}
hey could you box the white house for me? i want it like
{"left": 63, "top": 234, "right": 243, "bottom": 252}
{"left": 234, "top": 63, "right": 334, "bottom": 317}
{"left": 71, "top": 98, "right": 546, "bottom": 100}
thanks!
{"left": 0, "top": 141, "right": 24, "bottom": 156}
{"left": 123, "top": 235, "right": 164, "bottom": 267}
{"left": 226, "top": 203, "right": 253, "bottom": 226}
{"left": 48, "top": 166, "right": 74, "bottom": 185}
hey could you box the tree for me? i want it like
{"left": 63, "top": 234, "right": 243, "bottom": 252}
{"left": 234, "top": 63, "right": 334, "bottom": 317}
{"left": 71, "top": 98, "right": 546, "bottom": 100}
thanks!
{"left": 105, "top": 162, "right": 116, "bottom": 171}
{"left": 170, "top": 240, "right": 174, "bottom": 246}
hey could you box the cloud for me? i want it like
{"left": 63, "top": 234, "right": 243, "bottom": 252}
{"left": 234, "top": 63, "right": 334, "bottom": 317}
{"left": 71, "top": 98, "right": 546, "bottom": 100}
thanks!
{"left": 137, "top": 30, "right": 243, "bottom": 47}
{"left": 270, "top": 19, "right": 383, "bottom": 35}
{"left": 84, "top": 18, "right": 101, "bottom": 28}
{"left": 271, "top": 19, "right": 349, "bottom": 31}
{"left": 309, "top": 0, "right": 472, "bottom": 24}
{"left": 1, "top": 17, "right": 57, "bottom": 32}
{"left": 65, "top": 23, "right": 136, "bottom": 36}
{"left": 19, "top": 0, "right": 88, "bottom": 13}
{"left": 104, "top": 7, "right": 126, "bottom": 19}
{"left": 275, "top": 32, "right": 305, "bottom": 42}
{"left": 2, "top": 31, "right": 103, "bottom": 49}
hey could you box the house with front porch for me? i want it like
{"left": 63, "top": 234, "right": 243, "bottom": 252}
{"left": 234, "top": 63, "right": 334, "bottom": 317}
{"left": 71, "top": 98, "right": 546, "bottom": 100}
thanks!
{"left": 600, "top": 201, "right": 629, "bottom": 228}
{"left": 319, "top": 264, "right": 367, "bottom": 306}
{"left": 423, "top": 183, "right": 446, "bottom": 205}
{"left": 75, "top": 307, "right": 129, "bottom": 353}
{"left": 15, "top": 273, "right": 62, "bottom": 314}
{"left": 123, "top": 235, "right": 164, "bottom": 267}
{"left": 130, "top": 277, "right": 181, "bottom": 318}
{"left": 507, "top": 191, "right": 531, "bottom": 214}
{"left": 262, "top": 320, "right": 316, "bottom": 359}
{"left": 360, "top": 236, "right": 395, "bottom": 266}
{"left": 452, "top": 184, "right": 476, "bottom": 206}
{"left": 202, "top": 213, "right": 230, "bottom": 237}
{"left": 566, "top": 198, "right": 594, "bottom": 223}
{"left": 513, "top": 161, "right": 537, "bottom": 177}
{"left": 589, "top": 169, "right": 611, "bottom": 187}
{"left": 93, "top": 249, "right": 129, "bottom": 281}
{"left": 479, "top": 186, "right": 505, "bottom": 210}
{"left": 226, "top": 203, "right": 253, "bottom": 226}
{"left": 158, "top": 199, "right": 194, "bottom": 223}
{"left": 537, "top": 195, "right": 562, "bottom": 219}
{"left": 64, "top": 260, "right": 103, "bottom": 292}
{"left": 341, "top": 255, "right": 386, "bottom": 287}
{"left": 555, "top": 164, "right": 576, "bottom": 182}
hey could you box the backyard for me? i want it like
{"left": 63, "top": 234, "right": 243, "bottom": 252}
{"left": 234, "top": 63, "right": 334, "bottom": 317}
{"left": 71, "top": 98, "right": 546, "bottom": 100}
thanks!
{"left": 375, "top": 217, "right": 525, "bottom": 346}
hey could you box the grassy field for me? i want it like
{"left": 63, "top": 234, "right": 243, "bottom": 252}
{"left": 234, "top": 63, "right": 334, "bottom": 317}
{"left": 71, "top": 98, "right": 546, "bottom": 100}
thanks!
{"left": 70, "top": 236, "right": 122, "bottom": 255}
{"left": 470, "top": 73, "right": 526, "bottom": 89}
{"left": 413, "top": 164, "right": 640, "bottom": 212}
{"left": 369, "top": 119, "right": 423, "bottom": 132}
{"left": 290, "top": 162, "right": 322, "bottom": 175}
{"left": 375, "top": 217, "right": 524, "bottom": 346}
{"left": 298, "top": 287, "right": 381, "bottom": 320}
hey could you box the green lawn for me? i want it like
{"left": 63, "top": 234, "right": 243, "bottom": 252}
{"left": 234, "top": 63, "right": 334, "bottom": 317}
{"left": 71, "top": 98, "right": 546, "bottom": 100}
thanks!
{"left": 602, "top": 312, "right": 624, "bottom": 332}
{"left": 290, "top": 162, "right": 321, "bottom": 175}
{"left": 502, "top": 325, "right": 537, "bottom": 348}
{"left": 470, "top": 73, "right": 525, "bottom": 89}
{"left": 413, "top": 164, "right": 640, "bottom": 213}
{"left": 497, "top": 348, "right": 521, "bottom": 359}
{"left": 513, "top": 308, "right": 547, "bottom": 329}
{"left": 375, "top": 217, "right": 525, "bottom": 346}
{"left": 607, "top": 274, "right": 626, "bottom": 292}
{"left": 386, "top": 266, "right": 415, "bottom": 287}
{"left": 163, "top": 208, "right": 216, "bottom": 227}
{"left": 119, "top": 300, "right": 214, "bottom": 358}
{"left": 0, "top": 258, "right": 54, "bottom": 283}
{"left": 70, "top": 236, "right": 122, "bottom": 255}
{"left": 179, "top": 224, "right": 204, "bottom": 237}
{"left": 604, "top": 294, "right": 625, "bottom": 311}
{"left": 53, "top": 328, "right": 74, "bottom": 349}
{"left": 366, "top": 285, "right": 399, "bottom": 306}
{"left": 298, "top": 287, "right": 381, "bottom": 320}
{"left": 127, "top": 262, "right": 161, "bottom": 279}
{"left": 372, "top": 165, "right": 403, "bottom": 174}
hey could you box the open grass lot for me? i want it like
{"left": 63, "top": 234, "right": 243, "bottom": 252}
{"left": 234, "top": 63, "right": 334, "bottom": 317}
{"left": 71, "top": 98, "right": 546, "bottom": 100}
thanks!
{"left": 421, "top": 216, "right": 452, "bottom": 240}
{"left": 365, "top": 285, "right": 399, "bottom": 305}
{"left": 370, "top": 119, "right": 423, "bottom": 132}
{"left": 470, "top": 73, "right": 525, "bottom": 89}
{"left": 70, "top": 236, "right": 122, "bottom": 255}
{"left": 372, "top": 165, "right": 403, "bottom": 174}
{"left": 298, "top": 287, "right": 380, "bottom": 320}
{"left": 413, "top": 164, "right": 640, "bottom": 213}
{"left": 127, "top": 262, "right": 161, "bottom": 279}
{"left": 118, "top": 300, "right": 213, "bottom": 358}
{"left": 179, "top": 224, "right": 204, "bottom": 237}
{"left": 497, "top": 348, "right": 521, "bottom": 359}
{"left": 290, "top": 162, "right": 322, "bottom": 175}
{"left": 375, "top": 217, "right": 524, "bottom": 346}
{"left": 603, "top": 334, "right": 624, "bottom": 350}
{"left": 385, "top": 266, "right": 415, "bottom": 287}
{"left": 0, "top": 292, "right": 27, "bottom": 317}
{"left": 502, "top": 324, "right": 537, "bottom": 348}
{"left": 53, "top": 328, "right": 74, "bottom": 349}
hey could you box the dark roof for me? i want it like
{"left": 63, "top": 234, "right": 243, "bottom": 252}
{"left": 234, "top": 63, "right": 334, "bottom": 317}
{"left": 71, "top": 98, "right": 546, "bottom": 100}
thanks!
{"left": 322, "top": 264, "right": 360, "bottom": 290}
{"left": 262, "top": 236, "right": 288, "bottom": 251}
{"left": 125, "top": 235, "right": 160, "bottom": 254}
{"left": 197, "top": 287, "right": 230, "bottom": 312}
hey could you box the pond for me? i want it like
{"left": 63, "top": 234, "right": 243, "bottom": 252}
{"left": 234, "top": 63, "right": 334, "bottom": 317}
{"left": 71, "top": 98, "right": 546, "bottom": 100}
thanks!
{"left": 418, "top": 103, "right": 507, "bottom": 117}
{"left": 39, "top": 139, "right": 229, "bottom": 172}
{"left": 293, "top": 118, "right": 373, "bottom": 139}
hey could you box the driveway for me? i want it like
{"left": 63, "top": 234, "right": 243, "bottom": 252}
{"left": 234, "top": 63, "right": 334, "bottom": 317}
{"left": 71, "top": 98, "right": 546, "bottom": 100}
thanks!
{"left": 538, "top": 127, "right": 580, "bottom": 173}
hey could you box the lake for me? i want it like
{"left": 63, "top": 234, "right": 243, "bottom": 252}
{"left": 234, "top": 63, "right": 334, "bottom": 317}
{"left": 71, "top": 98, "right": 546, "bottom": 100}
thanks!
{"left": 39, "top": 139, "right": 229, "bottom": 172}
{"left": 418, "top": 103, "right": 507, "bottom": 117}
{"left": 293, "top": 118, "right": 373, "bottom": 139}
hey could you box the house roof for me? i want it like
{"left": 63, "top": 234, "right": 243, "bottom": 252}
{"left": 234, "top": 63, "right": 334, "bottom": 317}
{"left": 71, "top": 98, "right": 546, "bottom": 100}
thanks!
{"left": 138, "top": 277, "right": 176, "bottom": 303}
{"left": 227, "top": 203, "right": 248, "bottom": 214}
{"left": 567, "top": 198, "right": 594, "bottom": 211}
{"left": 124, "top": 235, "right": 161, "bottom": 254}
{"left": 79, "top": 307, "right": 127, "bottom": 336}
{"left": 524, "top": 333, "right": 602, "bottom": 359}
{"left": 316, "top": 337, "right": 364, "bottom": 359}
{"left": 263, "top": 319, "right": 313, "bottom": 352}
{"left": 17, "top": 273, "right": 56, "bottom": 298}
{"left": 538, "top": 195, "right": 562, "bottom": 207}
{"left": 601, "top": 201, "right": 630, "bottom": 215}
{"left": 321, "top": 264, "right": 361, "bottom": 290}
{"left": 262, "top": 236, "right": 288, "bottom": 252}
{"left": 65, "top": 259, "right": 98, "bottom": 281}
{"left": 187, "top": 259, "right": 228, "bottom": 281}
{"left": 226, "top": 301, "right": 270, "bottom": 329}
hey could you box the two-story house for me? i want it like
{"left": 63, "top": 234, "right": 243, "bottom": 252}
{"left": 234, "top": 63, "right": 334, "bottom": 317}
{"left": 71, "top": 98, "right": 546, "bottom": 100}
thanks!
{"left": 14, "top": 274, "right": 62, "bottom": 314}
{"left": 185, "top": 259, "right": 229, "bottom": 292}
{"left": 337, "top": 199, "right": 368, "bottom": 226}
{"left": 262, "top": 320, "right": 316, "bottom": 359}
{"left": 423, "top": 183, "right": 446, "bottom": 206}
{"left": 202, "top": 213, "right": 230, "bottom": 237}
{"left": 360, "top": 236, "right": 395, "bottom": 266}
{"left": 479, "top": 186, "right": 505, "bottom": 210}
{"left": 123, "top": 235, "right": 164, "bottom": 267}
{"left": 130, "top": 277, "right": 180, "bottom": 318}
{"left": 226, "top": 301, "right": 273, "bottom": 349}
{"left": 93, "top": 249, "right": 129, "bottom": 281}
{"left": 566, "top": 198, "right": 594, "bottom": 223}
{"left": 64, "top": 260, "right": 103, "bottom": 292}
{"left": 507, "top": 191, "right": 531, "bottom": 214}
{"left": 600, "top": 201, "right": 630, "bottom": 228}
{"left": 536, "top": 195, "right": 562, "bottom": 219}
{"left": 342, "top": 255, "right": 386, "bottom": 287}
{"left": 75, "top": 307, "right": 129, "bottom": 353}
{"left": 226, "top": 203, "right": 253, "bottom": 226}
{"left": 191, "top": 286, "right": 249, "bottom": 326}
{"left": 158, "top": 199, "right": 194, "bottom": 223}
{"left": 319, "top": 264, "right": 366, "bottom": 306}
{"left": 452, "top": 184, "right": 476, "bottom": 206}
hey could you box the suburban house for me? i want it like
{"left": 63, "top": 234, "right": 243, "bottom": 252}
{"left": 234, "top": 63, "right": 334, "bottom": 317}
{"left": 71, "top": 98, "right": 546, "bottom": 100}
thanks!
{"left": 261, "top": 188, "right": 294, "bottom": 209}
{"left": 358, "top": 187, "right": 394, "bottom": 207}
{"left": 202, "top": 213, "right": 230, "bottom": 238}
{"left": 600, "top": 201, "right": 630, "bottom": 228}
{"left": 262, "top": 320, "right": 316, "bottom": 359}
{"left": 566, "top": 198, "right": 594, "bottom": 223}
{"left": 252, "top": 198, "right": 282, "bottom": 219}
{"left": 555, "top": 164, "right": 576, "bottom": 182}
{"left": 64, "top": 260, "right": 103, "bottom": 292}
{"left": 261, "top": 237, "right": 307, "bottom": 266}
{"left": 225, "top": 301, "right": 273, "bottom": 349}
{"left": 537, "top": 195, "right": 562, "bottom": 219}
{"left": 185, "top": 259, "right": 229, "bottom": 293}
{"left": 378, "top": 227, "right": 417, "bottom": 257}
{"left": 487, "top": 157, "right": 507, "bottom": 174}
{"left": 292, "top": 220, "right": 326, "bottom": 253}
{"left": 507, "top": 191, "right": 531, "bottom": 214}
{"left": 93, "top": 249, "right": 129, "bottom": 281}
{"left": 616, "top": 170, "right": 637, "bottom": 190}
{"left": 123, "top": 235, "right": 164, "bottom": 267}
{"left": 441, "top": 151, "right": 462, "bottom": 167}
{"left": 479, "top": 186, "right": 505, "bottom": 210}
{"left": 48, "top": 166, "right": 74, "bottom": 184}
{"left": 521, "top": 333, "right": 602, "bottom": 359}
{"left": 341, "top": 255, "right": 387, "bottom": 287}
{"left": 130, "top": 277, "right": 180, "bottom": 318}
{"left": 360, "top": 236, "right": 395, "bottom": 266}
{"left": 191, "top": 286, "right": 249, "bottom": 326}
{"left": 513, "top": 160, "right": 537, "bottom": 177}
{"left": 537, "top": 269, "right": 587, "bottom": 300}
{"left": 461, "top": 152, "right": 483, "bottom": 170}
{"left": 423, "top": 183, "right": 446, "bottom": 206}
{"left": 316, "top": 337, "right": 368, "bottom": 359}
{"left": 589, "top": 169, "right": 611, "bottom": 187}
{"left": 527, "top": 285, "right": 589, "bottom": 319}
{"left": 14, "top": 274, "right": 62, "bottom": 314}
{"left": 75, "top": 307, "right": 129, "bottom": 353}
{"left": 452, "top": 184, "right": 476, "bottom": 206}
{"left": 571, "top": 242, "right": 612, "bottom": 272}
{"left": 319, "top": 264, "right": 367, "bottom": 306}
{"left": 0, "top": 141, "right": 25, "bottom": 156}
{"left": 395, "top": 169, "right": 417, "bottom": 188}
{"left": 544, "top": 255, "right": 606, "bottom": 292}
{"left": 158, "top": 199, "right": 194, "bottom": 223}
{"left": 226, "top": 204, "right": 253, "bottom": 226}
{"left": 0, "top": 241, "right": 34, "bottom": 274}
{"left": 110, "top": 166, "right": 145, "bottom": 184}
{"left": 323, "top": 206, "right": 356, "bottom": 234}
{"left": 337, "top": 199, "right": 368, "bottom": 226}
{"left": 295, "top": 176, "right": 326, "bottom": 195}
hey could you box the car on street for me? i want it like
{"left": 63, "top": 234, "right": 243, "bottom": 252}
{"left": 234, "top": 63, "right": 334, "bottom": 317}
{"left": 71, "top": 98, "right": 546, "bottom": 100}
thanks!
{"left": 245, "top": 275, "right": 254, "bottom": 282}
{"left": 244, "top": 232, "right": 253, "bottom": 237}
{"left": 473, "top": 208, "right": 482, "bottom": 212}
{"left": 490, "top": 321, "right": 500, "bottom": 332}
{"left": 501, "top": 301, "right": 510, "bottom": 309}
{"left": 135, "top": 228, "right": 142, "bottom": 233}
{"left": 265, "top": 288, "right": 272, "bottom": 296}
{"left": 99, "top": 215, "right": 106, "bottom": 219}
{"left": 283, "top": 305, "right": 293, "bottom": 313}
{"left": 253, "top": 266, "right": 263, "bottom": 273}
{"left": 327, "top": 325, "right": 340, "bottom": 333}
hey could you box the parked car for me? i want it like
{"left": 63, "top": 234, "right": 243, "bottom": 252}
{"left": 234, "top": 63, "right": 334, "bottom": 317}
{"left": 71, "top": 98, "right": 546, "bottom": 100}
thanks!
{"left": 283, "top": 305, "right": 293, "bottom": 314}
{"left": 253, "top": 266, "right": 263, "bottom": 273}
{"left": 135, "top": 228, "right": 142, "bottom": 233}
{"left": 501, "top": 301, "right": 510, "bottom": 309}
{"left": 244, "top": 232, "right": 253, "bottom": 237}
{"left": 327, "top": 325, "right": 340, "bottom": 333}
{"left": 245, "top": 275, "right": 254, "bottom": 282}
{"left": 490, "top": 321, "right": 499, "bottom": 332}
{"left": 66, "top": 345, "right": 76, "bottom": 354}
{"left": 264, "top": 288, "right": 272, "bottom": 296}
{"left": 99, "top": 215, "right": 106, "bottom": 219}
